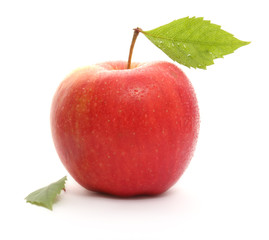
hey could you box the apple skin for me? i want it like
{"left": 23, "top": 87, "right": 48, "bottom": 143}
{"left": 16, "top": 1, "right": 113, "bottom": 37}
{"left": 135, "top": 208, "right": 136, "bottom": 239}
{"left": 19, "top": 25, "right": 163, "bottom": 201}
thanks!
{"left": 51, "top": 61, "right": 199, "bottom": 197}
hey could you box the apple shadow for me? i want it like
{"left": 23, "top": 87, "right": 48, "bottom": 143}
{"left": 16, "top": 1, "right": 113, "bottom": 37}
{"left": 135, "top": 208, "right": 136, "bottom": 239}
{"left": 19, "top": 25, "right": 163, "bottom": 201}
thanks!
{"left": 64, "top": 179, "right": 199, "bottom": 216}
{"left": 65, "top": 176, "right": 198, "bottom": 206}
{"left": 80, "top": 187, "right": 176, "bottom": 201}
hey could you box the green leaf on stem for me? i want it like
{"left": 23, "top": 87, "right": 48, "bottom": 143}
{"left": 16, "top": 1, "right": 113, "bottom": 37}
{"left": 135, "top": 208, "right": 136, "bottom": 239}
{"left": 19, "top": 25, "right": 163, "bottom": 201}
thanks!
{"left": 25, "top": 176, "right": 67, "bottom": 210}
{"left": 141, "top": 17, "right": 250, "bottom": 69}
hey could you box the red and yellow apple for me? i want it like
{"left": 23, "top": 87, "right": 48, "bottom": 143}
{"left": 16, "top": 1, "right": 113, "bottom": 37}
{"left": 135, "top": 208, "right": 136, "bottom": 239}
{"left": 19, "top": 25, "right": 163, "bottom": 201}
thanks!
{"left": 50, "top": 61, "right": 199, "bottom": 197}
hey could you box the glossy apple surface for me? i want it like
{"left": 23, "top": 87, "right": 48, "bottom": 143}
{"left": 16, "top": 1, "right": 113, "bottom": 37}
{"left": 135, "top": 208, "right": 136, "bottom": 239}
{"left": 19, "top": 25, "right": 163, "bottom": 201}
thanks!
{"left": 51, "top": 61, "right": 199, "bottom": 197}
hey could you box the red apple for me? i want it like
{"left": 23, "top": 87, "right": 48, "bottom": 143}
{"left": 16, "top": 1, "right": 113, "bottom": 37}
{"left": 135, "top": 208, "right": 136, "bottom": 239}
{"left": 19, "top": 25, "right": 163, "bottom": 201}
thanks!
{"left": 50, "top": 61, "right": 199, "bottom": 197}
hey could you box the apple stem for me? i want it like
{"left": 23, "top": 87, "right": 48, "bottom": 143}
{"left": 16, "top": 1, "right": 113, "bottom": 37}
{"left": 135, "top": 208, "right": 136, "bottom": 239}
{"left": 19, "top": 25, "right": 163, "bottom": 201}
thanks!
{"left": 127, "top": 27, "right": 142, "bottom": 69}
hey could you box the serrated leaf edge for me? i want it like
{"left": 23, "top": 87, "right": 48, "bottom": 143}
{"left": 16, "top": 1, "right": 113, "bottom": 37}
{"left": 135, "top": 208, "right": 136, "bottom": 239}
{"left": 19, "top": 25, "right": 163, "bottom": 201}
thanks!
{"left": 141, "top": 16, "right": 250, "bottom": 69}
{"left": 25, "top": 176, "right": 67, "bottom": 210}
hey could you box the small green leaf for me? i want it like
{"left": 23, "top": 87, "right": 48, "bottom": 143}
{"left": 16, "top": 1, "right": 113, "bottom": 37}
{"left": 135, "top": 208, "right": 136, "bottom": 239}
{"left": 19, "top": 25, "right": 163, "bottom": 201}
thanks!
{"left": 25, "top": 176, "right": 67, "bottom": 210}
{"left": 142, "top": 17, "right": 250, "bottom": 69}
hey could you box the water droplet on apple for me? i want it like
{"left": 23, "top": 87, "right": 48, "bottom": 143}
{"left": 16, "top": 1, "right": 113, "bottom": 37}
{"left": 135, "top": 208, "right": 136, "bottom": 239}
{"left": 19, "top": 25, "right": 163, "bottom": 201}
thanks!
{"left": 128, "top": 87, "right": 148, "bottom": 99}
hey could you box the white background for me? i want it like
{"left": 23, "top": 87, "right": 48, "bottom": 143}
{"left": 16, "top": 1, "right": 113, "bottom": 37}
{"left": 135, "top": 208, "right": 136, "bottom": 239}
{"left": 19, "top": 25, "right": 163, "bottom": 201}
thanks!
{"left": 1, "top": 0, "right": 268, "bottom": 239}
